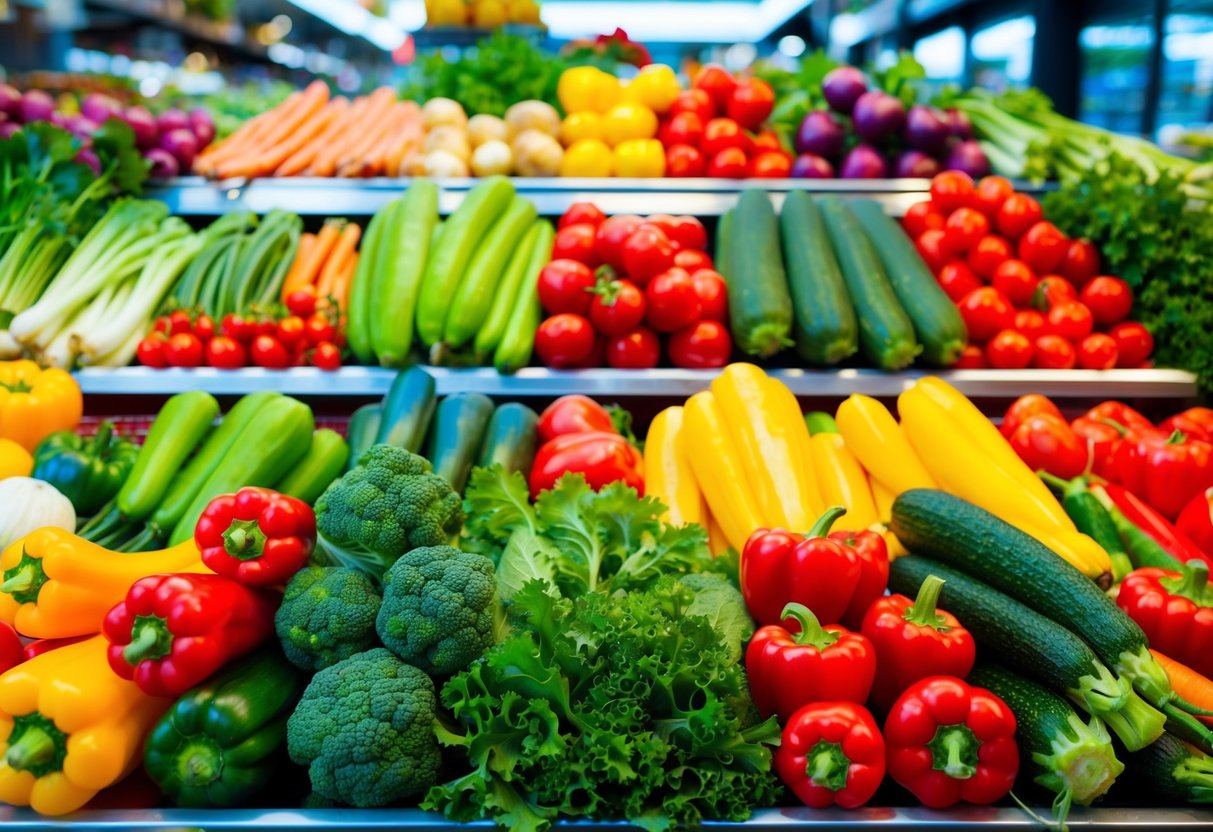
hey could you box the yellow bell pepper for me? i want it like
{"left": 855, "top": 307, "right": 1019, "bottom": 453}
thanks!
{"left": 0, "top": 438, "right": 33, "bottom": 480}
{"left": 0, "top": 635, "right": 171, "bottom": 815}
{"left": 560, "top": 139, "right": 614, "bottom": 177}
{"left": 557, "top": 66, "right": 622, "bottom": 115}
{"left": 0, "top": 361, "right": 83, "bottom": 453}
{"left": 602, "top": 103, "right": 658, "bottom": 147}
{"left": 623, "top": 64, "right": 681, "bottom": 114}
{"left": 426, "top": 0, "right": 467, "bottom": 25}
{"left": 706, "top": 511, "right": 729, "bottom": 557}
{"left": 560, "top": 111, "right": 604, "bottom": 146}
{"left": 870, "top": 479, "right": 908, "bottom": 559}
{"left": 809, "top": 432, "right": 880, "bottom": 531}
{"left": 835, "top": 394, "right": 936, "bottom": 495}
{"left": 471, "top": 0, "right": 507, "bottom": 27}
{"left": 682, "top": 391, "right": 764, "bottom": 552}
{"left": 644, "top": 406, "right": 705, "bottom": 527}
{"left": 613, "top": 139, "right": 665, "bottom": 178}
{"left": 0, "top": 528, "right": 206, "bottom": 638}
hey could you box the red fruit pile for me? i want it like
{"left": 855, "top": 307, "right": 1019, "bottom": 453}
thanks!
{"left": 908, "top": 171, "right": 1153, "bottom": 372}
{"left": 537, "top": 202, "right": 732, "bottom": 370}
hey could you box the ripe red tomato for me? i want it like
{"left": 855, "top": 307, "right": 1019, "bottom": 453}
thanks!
{"left": 985, "top": 329, "right": 1033, "bottom": 369}
{"left": 751, "top": 130, "right": 782, "bottom": 153}
{"left": 1032, "top": 334, "right": 1076, "bottom": 370}
{"left": 1061, "top": 238, "right": 1100, "bottom": 287}
{"left": 930, "top": 170, "right": 975, "bottom": 213}
{"left": 702, "top": 118, "right": 751, "bottom": 157}
{"left": 943, "top": 208, "right": 990, "bottom": 255}
{"left": 690, "top": 269, "right": 728, "bottom": 322}
{"left": 659, "top": 112, "right": 705, "bottom": 148}
{"left": 285, "top": 289, "right": 318, "bottom": 318}
{"left": 996, "top": 193, "right": 1043, "bottom": 240}
{"left": 660, "top": 215, "right": 708, "bottom": 252}
{"left": 192, "top": 314, "right": 215, "bottom": 342}
{"left": 568, "top": 335, "right": 607, "bottom": 370}
{"left": 304, "top": 313, "right": 337, "bottom": 346}
{"left": 707, "top": 147, "right": 748, "bottom": 179}
{"left": 967, "top": 234, "right": 1012, "bottom": 279}
{"left": 1036, "top": 275, "right": 1077, "bottom": 309}
{"left": 153, "top": 316, "right": 169, "bottom": 334}
{"left": 589, "top": 279, "right": 646, "bottom": 337}
{"left": 674, "top": 249, "right": 713, "bottom": 272}
{"left": 1079, "top": 276, "right": 1132, "bottom": 326}
{"left": 595, "top": 214, "right": 643, "bottom": 270}
{"left": 903, "top": 201, "right": 945, "bottom": 239}
{"left": 249, "top": 334, "right": 290, "bottom": 369}
{"left": 137, "top": 333, "right": 168, "bottom": 368}
{"left": 665, "top": 144, "right": 706, "bottom": 177}
{"left": 1109, "top": 321, "right": 1153, "bottom": 367}
{"left": 991, "top": 259, "right": 1038, "bottom": 307}
{"left": 669, "top": 320, "right": 732, "bottom": 368}
{"left": 560, "top": 202, "right": 607, "bottom": 230}
{"left": 277, "top": 315, "right": 306, "bottom": 348}
{"left": 915, "top": 229, "right": 951, "bottom": 273}
{"left": 254, "top": 317, "right": 277, "bottom": 339}
{"left": 538, "top": 259, "right": 596, "bottom": 315}
{"left": 164, "top": 332, "right": 203, "bottom": 367}
{"left": 536, "top": 313, "right": 596, "bottom": 368}
{"left": 937, "top": 261, "right": 982, "bottom": 303}
{"left": 1015, "top": 309, "right": 1047, "bottom": 340}
{"left": 622, "top": 225, "right": 677, "bottom": 286}
{"left": 205, "top": 335, "right": 246, "bottom": 369}
{"left": 311, "top": 341, "right": 342, "bottom": 371}
{"left": 957, "top": 287, "right": 1015, "bottom": 342}
{"left": 221, "top": 313, "right": 255, "bottom": 344}
{"left": 749, "top": 150, "right": 792, "bottom": 178}
{"left": 1077, "top": 333, "right": 1118, "bottom": 371}
{"left": 1018, "top": 221, "right": 1069, "bottom": 275}
{"left": 607, "top": 327, "right": 661, "bottom": 369}
{"left": 727, "top": 78, "right": 775, "bottom": 130}
{"left": 694, "top": 64, "right": 738, "bottom": 113}
{"left": 553, "top": 223, "right": 602, "bottom": 267}
{"left": 973, "top": 176, "right": 1014, "bottom": 219}
{"left": 671, "top": 88, "right": 716, "bottom": 122}
{"left": 645, "top": 268, "right": 702, "bottom": 332}
{"left": 168, "top": 310, "right": 193, "bottom": 337}
{"left": 952, "top": 344, "right": 986, "bottom": 369}
{"left": 1046, "top": 301, "right": 1094, "bottom": 342}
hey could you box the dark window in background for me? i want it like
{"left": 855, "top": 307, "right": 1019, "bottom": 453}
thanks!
{"left": 1079, "top": 7, "right": 1155, "bottom": 134}
{"left": 1157, "top": 0, "right": 1213, "bottom": 141}
{"left": 970, "top": 14, "right": 1034, "bottom": 93}
{"left": 913, "top": 24, "right": 966, "bottom": 98}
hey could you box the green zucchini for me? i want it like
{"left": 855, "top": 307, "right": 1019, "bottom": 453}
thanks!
{"left": 426, "top": 393, "right": 496, "bottom": 494}
{"left": 344, "top": 403, "right": 382, "bottom": 471}
{"left": 780, "top": 191, "right": 858, "bottom": 365}
{"left": 346, "top": 199, "right": 397, "bottom": 366}
{"left": 818, "top": 196, "right": 920, "bottom": 370}
{"left": 117, "top": 391, "right": 219, "bottom": 522}
{"left": 477, "top": 402, "right": 539, "bottom": 477}
{"left": 968, "top": 662, "right": 1123, "bottom": 811}
{"left": 495, "top": 220, "right": 555, "bottom": 374}
{"left": 375, "top": 367, "right": 437, "bottom": 453}
{"left": 888, "top": 555, "right": 1164, "bottom": 751}
{"left": 1132, "top": 732, "right": 1213, "bottom": 804}
{"left": 724, "top": 189, "right": 793, "bottom": 359}
{"left": 275, "top": 429, "right": 350, "bottom": 505}
{"left": 715, "top": 208, "right": 733, "bottom": 271}
{"left": 1091, "top": 485, "right": 1184, "bottom": 571}
{"left": 1042, "top": 473, "right": 1134, "bottom": 582}
{"left": 475, "top": 221, "right": 543, "bottom": 360}
{"left": 848, "top": 199, "right": 967, "bottom": 366}
{"left": 372, "top": 182, "right": 439, "bottom": 368}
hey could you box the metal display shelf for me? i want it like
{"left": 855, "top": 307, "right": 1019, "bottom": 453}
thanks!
{"left": 72, "top": 366, "right": 1200, "bottom": 399}
{"left": 148, "top": 177, "right": 1054, "bottom": 217}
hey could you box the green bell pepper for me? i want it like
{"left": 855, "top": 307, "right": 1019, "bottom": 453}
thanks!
{"left": 143, "top": 650, "right": 303, "bottom": 807}
{"left": 31, "top": 422, "right": 139, "bottom": 516}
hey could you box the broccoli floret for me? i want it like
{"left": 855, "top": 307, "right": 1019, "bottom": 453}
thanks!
{"left": 275, "top": 566, "right": 381, "bottom": 672}
{"left": 286, "top": 647, "right": 441, "bottom": 807}
{"left": 314, "top": 444, "right": 465, "bottom": 580}
{"left": 377, "top": 545, "right": 497, "bottom": 676}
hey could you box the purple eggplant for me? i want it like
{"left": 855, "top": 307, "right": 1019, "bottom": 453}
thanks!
{"left": 790, "top": 153, "right": 836, "bottom": 179}
{"left": 159, "top": 128, "right": 199, "bottom": 170}
{"left": 822, "top": 66, "right": 867, "bottom": 115}
{"left": 145, "top": 147, "right": 180, "bottom": 179}
{"left": 903, "top": 105, "right": 949, "bottom": 153}
{"left": 840, "top": 144, "right": 888, "bottom": 178}
{"left": 944, "top": 108, "right": 973, "bottom": 139}
{"left": 794, "top": 110, "right": 846, "bottom": 158}
{"left": 944, "top": 140, "right": 990, "bottom": 177}
{"left": 157, "top": 108, "right": 190, "bottom": 134}
{"left": 189, "top": 108, "right": 216, "bottom": 148}
{"left": 124, "top": 106, "right": 159, "bottom": 149}
{"left": 852, "top": 91, "right": 906, "bottom": 142}
{"left": 893, "top": 149, "right": 941, "bottom": 178}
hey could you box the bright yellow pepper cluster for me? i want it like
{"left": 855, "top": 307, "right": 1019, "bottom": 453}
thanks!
{"left": 425, "top": 0, "right": 540, "bottom": 27}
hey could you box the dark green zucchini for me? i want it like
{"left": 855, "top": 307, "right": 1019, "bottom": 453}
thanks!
{"left": 477, "top": 402, "right": 539, "bottom": 477}
{"left": 724, "top": 190, "right": 793, "bottom": 359}
{"left": 344, "top": 403, "right": 382, "bottom": 471}
{"left": 426, "top": 393, "right": 495, "bottom": 494}
{"left": 375, "top": 366, "right": 437, "bottom": 453}
{"left": 1131, "top": 732, "right": 1213, "bottom": 804}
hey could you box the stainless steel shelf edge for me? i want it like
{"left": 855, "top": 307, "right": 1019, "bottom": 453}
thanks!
{"left": 73, "top": 367, "right": 1199, "bottom": 399}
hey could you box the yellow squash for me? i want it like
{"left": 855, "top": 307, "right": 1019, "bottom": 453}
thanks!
{"left": 809, "top": 433, "right": 880, "bottom": 530}
{"left": 643, "top": 406, "right": 706, "bottom": 527}
{"left": 682, "top": 391, "right": 764, "bottom": 552}
{"left": 870, "top": 479, "right": 908, "bottom": 559}
{"left": 0, "top": 362, "right": 83, "bottom": 453}
{"left": 835, "top": 394, "right": 936, "bottom": 495}
{"left": 705, "top": 511, "right": 729, "bottom": 557}
{"left": 765, "top": 378, "right": 825, "bottom": 520}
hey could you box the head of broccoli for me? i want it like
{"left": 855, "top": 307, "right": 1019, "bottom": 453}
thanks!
{"left": 377, "top": 545, "right": 498, "bottom": 677}
{"left": 275, "top": 566, "right": 382, "bottom": 672}
{"left": 313, "top": 444, "right": 465, "bottom": 581}
{"left": 286, "top": 647, "right": 441, "bottom": 807}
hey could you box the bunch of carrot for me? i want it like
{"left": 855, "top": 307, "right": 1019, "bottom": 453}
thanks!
{"left": 194, "top": 81, "right": 424, "bottom": 180}
{"left": 281, "top": 219, "right": 362, "bottom": 311}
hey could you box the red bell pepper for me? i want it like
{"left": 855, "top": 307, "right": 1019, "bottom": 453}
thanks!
{"left": 1086, "top": 401, "right": 1154, "bottom": 434}
{"left": 0, "top": 620, "right": 23, "bottom": 675}
{"left": 1001, "top": 394, "right": 1063, "bottom": 439}
{"left": 528, "top": 431, "right": 644, "bottom": 499}
{"left": 1117, "top": 562, "right": 1213, "bottom": 679}
{"left": 195, "top": 487, "right": 316, "bottom": 586}
{"left": 536, "top": 395, "right": 617, "bottom": 443}
{"left": 741, "top": 506, "right": 859, "bottom": 627}
{"left": 22, "top": 634, "right": 90, "bottom": 661}
{"left": 861, "top": 575, "right": 976, "bottom": 712}
{"left": 102, "top": 572, "right": 277, "bottom": 697}
{"left": 1009, "top": 414, "right": 1089, "bottom": 480}
{"left": 884, "top": 676, "right": 1019, "bottom": 808}
{"left": 1072, "top": 417, "right": 1122, "bottom": 480}
{"left": 746, "top": 602, "right": 875, "bottom": 721}
{"left": 1177, "top": 488, "right": 1213, "bottom": 557}
{"left": 828, "top": 526, "right": 890, "bottom": 630}
{"left": 776, "top": 701, "right": 886, "bottom": 809}
{"left": 1114, "top": 429, "right": 1213, "bottom": 520}
{"left": 1163, "top": 408, "right": 1213, "bottom": 444}
{"left": 1101, "top": 482, "right": 1213, "bottom": 569}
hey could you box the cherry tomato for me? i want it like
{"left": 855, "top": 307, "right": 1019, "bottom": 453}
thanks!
{"left": 1077, "top": 333, "right": 1118, "bottom": 371}
{"left": 204, "top": 335, "right": 247, "bottom": 369}
{"left": 665, "top": 143, "right": 706, "bottom": 177}
{"left": 1032, "top": 334, "right": 1076, "bottom": 370}
{"left": 595, "top": 214, "right": 643, "bottom": 271}
{"left": 727, "top": 78, "right": 775, "bottom": 131}
{"left": 985, "top": 329, "right": 1033, "bottom": 369}
{"left": 658, "top": 111, "right": 705, "bottom": 148}
{"left": 953, "top": 344, "right": 986, "bottom": 369}
{"left": 702, "top": 118, "right": 751, "bottom": 157}
{"left": 674, "top": 249, "right": 713, "bottom": 272}
{"left": 249, "top": 334, "right": 290, "bottom": 369}
{"left": 967, "top": 234, "right": 1012, "bottom": 279}
{"left": 937, "top": 261, "right": 982, "bottom": 303}
{"left": 536, "top": 313, "right": 596, "bottom": 368}
{"left": 607, "top": 327, "right": 661, "bottom": 369}
{"left": 660, "top": 215, "right": 708, "bottom": 252}
{"left": 168, "top": 310, "right": 193, "bottom": 337}
{"left": 694, "top": 64, "right": 738, "bottom": 113}
{"left": 915, "top": 229, "right": 951, "bottom": 273}
{"left": 560, "top": 202, "right": 607, "bottom": 230}
{"left": 163, "top": 332, "right": 204, "bottom": 367}
{"left": 991, "top": 259, "right": 1038, "bottom": 307}
{"left": 1035, "top": 275, "right": 1077, "bottom": 309}
{"left": 1079, "top": 276, "right": 1132, "bottom": 326}
{"left": 1018, "top": 221, "right": 1069, "bottom": 275}
{"left": 1015, "top": 309, "right": 1048, "bottom": 340}
{"left": 903, "top": 201, "right": 946, "bottom": 239}
{"left": 622, "top": 225, "right": 677, "bottom": 286}
{"left": 1001, "top": 394, "right": 1064, "bottom": 438}
{"left": 669, "top": 320, "right": 732, "bottom": 368}
{"left": 751, "top": 130, "right": 783, "bottom": 153}
{"left": 221, "top": 313, "right": 255, "bottom": 344}
{"left": 957, "top": 287, "right": 1015, "bottom": 342}
{"left": 930, "top": 170, "right": 975, "bottom": 213}
{"left": 943, "top": 207, "right": 990, "bottom": 255}
{"left": 568, "top": 336, "right": 607, "bottom": 370}
{"left": 691, "top": 268, "right": 728, "bottom": 322}
{"left": 137, "top": 333, "right": 168, "bottom": 368}
{"left": 996, "top": 193, "right": 1043, "bottom": 240}
{"left": 304, "top": 313, "right": 337, "bottom": 346}
{"left": 973, "top": 176, "right": 1014, "bottom": 219}
{"left": 254, "top": 317, "right": 277, "bottom": 338}
{"left": 589, "top": 279, "right": 646, "bottom": 336}
{"left": 1061, "top": 239, "right": 1100, "bottom": 287}
{"left": 153, "top": 316, "right": 170, "bottom": 335}
{"left": 285, "top": 289, "right": 318, "bottom": 317}
{"left": 1046, "top": 301, "right": 1094, "bottom": 342}
{"left": 707, "top": 147, "right": 748, "bottom": 179}
{"left": 538, "top": 259, "right": 596, "bottom": 315}
{"left": 553, "top": 223, "right": 602, "bottom": 267}
{"left": 671, "top": 88, "right": 716, "bottom": 122}
{"left": 192, "top": 314, "right": 215, "bottom": 342}
{"left": 645, "top": 268, "right": 702, "bottom": 332}
{"left": 748, "top": 150, "right": 792, "bottom": 178}
{"left": 312, "top": 341, "right": 342, "bottom": 371}
{"left": 274, "top": 315, "right": 304, "bottom": 349}
{"left": 1109, "top": 321, "right": 1154, "bottom": 367}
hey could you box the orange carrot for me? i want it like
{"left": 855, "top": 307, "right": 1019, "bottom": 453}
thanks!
{"left": 196, "top": 94, "right": 302, "bottom": 175}
{"left": 280, "top": 232, "right": 318, "bottom": 299}
{"left": 1152, "top": 649, "right": 1213, "bottom": 726}
{"left": 297, "top": 95, "right": 373, "bottom": 177}
{"left": 216, "top": 97, "right": 340, "bottom": 180}
{"left": 205, "top": 82, "right": 329, "bottom": 179}
{"left": 316, "top": 222, "right": 362, "bottom": 297}
{"left": 274, "top": 97, "right": 351, "bottom": 176}
{"left": 297, "top": 221, "right": 345, "bottom": 289}
{"left": 332, "top": 89, "right": 399, "bottom": 177}
{"left": 358, "top": 102, "right": 422, "bottom": 177}
{"left": 386, "top": 107, "right": 424, "bottom": 176}
{"left": 312, "top": 87, "right": 394, "bottom": 177}
{"left": 331, "top": 251, "right": 359, "bottom": 311}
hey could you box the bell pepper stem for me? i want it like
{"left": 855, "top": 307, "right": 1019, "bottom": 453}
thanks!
{"left": 1, "top": 552, "right": 47, "bottom": 605}
{"left": 179, "top": 739, "right": 224, "bottom": 787}
{"left": 0, "top": 565, "right": 34, "bottom": 595}
{"left": 1098, "top": 418, "right": 1129, "bottom": 437}
{"left": 1167, "top": 430, "right": 1187, "bottom": 446}
{"left": 781, "top": 602, "right": 840, "bottom": 650}
{"left": 929, "top": 724, "right": 979, "bottom": 779}
{"left": 1037, "top": 471, "right": 1073, "bottom": 494}
{"left": 223, "top": 519, "right": 268, "bottom": 561}
{"left": 1160, "top": 561, "right": 1213, "bottom": 606}
{"left": 123, "top": 615, "right": 174, "bottom": 666}
{"left": 91, "top": 421, "right": 114, "bottom": 454}
{"left": 806, "top": 739, "right": 850, "bottom": 792}
{"left": 807, "top": 505, "right": 848, "bottom": 539}
{"left": 902, "top": 574, "right": 952, "bottom": 631}
{"left": 5, "top": 727, "right": 54, "bottom": 771}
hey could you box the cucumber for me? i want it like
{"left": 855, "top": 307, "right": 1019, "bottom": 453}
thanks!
{"left": 346, "top": 199, "right": 396, "bottom": 365}
{"left": 372, "top": 182, "right": 438, "bottom": 368}
{"left": 426, "top": 393, "right": 496, "bottom": 494}
{"left": 818, "top": 196, "right": 920, "bottom": 370}
{"left": 715, "top": 208, "right": 732, "bottom": 271}
{"left": 495, "top": 220, "right": 555, "bottom": 374}
{"left": 724, "top": 190, "right": 793, "bottom": 359}
{"left": 889, "top": 555, "right": 1165, "bottom": 751}
{"left": 1131, "top": 732, "right": 1213, "bottom": 804}
{"left": 477, "top": 402, "right": 539, "bottom": 477}
{"left": 375, "top": 366, "right": 437, "bottom": 453}
{"left": 1043, "top": 473, "right": 1134, "bottom": 582}
{"left": 475, "top": 220, "right": 543, "bottom": 360}
{"left": 780, "top": 192, "right": 858, "bottom": 365}
{"left": 968, "top": 662, "right": 1123, "bottom": 809}
{"left": 848, "top": 199, "right": 967, "bottom": 366}
{"left": 345, "top": 403, "right": 382, "bottom": 471}
{"left": 275, "top": 429, "right": 350, "bottom": 504}
{"left": 117, "top": 391, "right": 219, "bottom": 522}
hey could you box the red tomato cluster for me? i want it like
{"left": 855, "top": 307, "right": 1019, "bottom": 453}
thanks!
{"left": 909, "top": 171, "right": 1152, "bottom": 372}
{"left": 659, "top": 65, "right": 786, "bottom": 179}
{"left": 536, "top": 203, "right": 733, "bottom": 370}
{"left": 137, "top": 293, "right": 344, "bottom": 372}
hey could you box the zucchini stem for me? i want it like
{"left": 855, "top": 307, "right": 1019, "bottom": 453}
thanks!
{"left": 1069, "top": 665, "right": 1165, "bottom": 751}
{"left": 1032, "top": 713, "right": 1123, "bottom": 806}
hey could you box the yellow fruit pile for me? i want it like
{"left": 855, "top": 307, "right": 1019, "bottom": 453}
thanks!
{"left": 425, "top": 0, "right": 540, "bottom": 27}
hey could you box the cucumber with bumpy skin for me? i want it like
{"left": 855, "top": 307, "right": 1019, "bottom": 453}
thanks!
{"left": 724, "top": 190, "right": 793, "bottom": 359}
